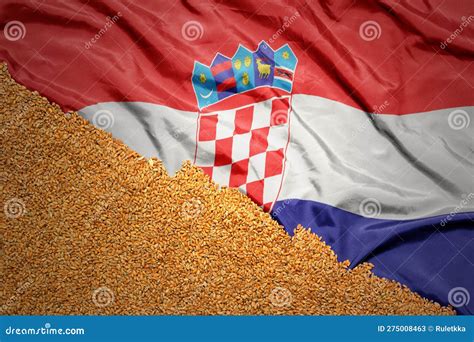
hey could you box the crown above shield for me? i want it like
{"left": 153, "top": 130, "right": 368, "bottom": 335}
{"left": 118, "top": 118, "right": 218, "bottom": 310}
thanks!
{"left": 192, "top": 41, "right": 297, "bottom": 110}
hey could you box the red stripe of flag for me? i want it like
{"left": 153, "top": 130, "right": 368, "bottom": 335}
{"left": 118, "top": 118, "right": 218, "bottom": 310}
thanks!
{"left": 2, "top": 1, "right": 472, "bottom": 114}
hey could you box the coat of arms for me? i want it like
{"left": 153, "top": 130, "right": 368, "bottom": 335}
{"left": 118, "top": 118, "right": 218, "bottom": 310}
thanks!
{"left": 192, "top": 41, "right": 297, "bottom": 211}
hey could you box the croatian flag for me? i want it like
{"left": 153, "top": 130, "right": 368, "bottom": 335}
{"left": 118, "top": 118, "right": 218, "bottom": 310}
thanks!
{"left": 1, "top": 1, "right": 472, "bottom": 314}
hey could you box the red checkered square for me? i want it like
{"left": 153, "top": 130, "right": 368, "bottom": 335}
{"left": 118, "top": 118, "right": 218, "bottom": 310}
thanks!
{"left": 234, "top": 106, "right": 253, "bottom": 134}
{"left": 214, "top": 137, "right": 233, "bottom": 166}
{"left": 265, "top": 149, "right": 284, "bottom": 178}
{"left": 229, "top": 159, "right": 249, "bottom": 187}
{"left": 194, "top": 96, "right": 291, "bottom": 211}
{"left": 198, "top": 114, "right": 218, "bottom": 141}
{"left": 246, "top": 179, "right": 264, "bottom": 205}
{"left": 200, "top": 166, "right": 213, "bottom": 179}
{"left": 270, "top": 97, "right": 290, "bottom": 126}
{"left": 249, "top": 127, "right": 269, "bottom": 156}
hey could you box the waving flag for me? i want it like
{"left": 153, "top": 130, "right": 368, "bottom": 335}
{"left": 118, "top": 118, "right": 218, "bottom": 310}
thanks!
{"left": 1, "top": 0, "right": 473, "bottom": 314}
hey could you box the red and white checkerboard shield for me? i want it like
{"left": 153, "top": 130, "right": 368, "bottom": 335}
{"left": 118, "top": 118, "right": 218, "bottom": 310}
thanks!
{"left": 194, "top": 94, "right": 292, "bottom": 212}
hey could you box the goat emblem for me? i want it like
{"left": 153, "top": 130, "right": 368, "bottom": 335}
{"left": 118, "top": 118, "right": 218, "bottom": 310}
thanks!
{"left": 256, "top": 58, "right": 271, "bottom": 78}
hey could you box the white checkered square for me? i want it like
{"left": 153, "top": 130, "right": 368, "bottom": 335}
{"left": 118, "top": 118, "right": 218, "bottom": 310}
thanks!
{"left": 216, "top": 109, "right": 235, "bottom": 140}
{"left": 267, "top": 125, "right": 288, "bottom": 151}
{"left": 246, "top": 152, "right": 266, "bottom": 183}
{"left": 212, "top": 164, "right": 232, "bottom": 186}
{"left": 263, "top": 175, "right": 282, "bottom": 204}
{"left": 231, "top": 131, "right": 251, "bottom": 162}
{"left": 195, "top": 140, "right": 215, "bottom": 166}
{"left": 250, "top": 100, "right": 271, "bottom": 130}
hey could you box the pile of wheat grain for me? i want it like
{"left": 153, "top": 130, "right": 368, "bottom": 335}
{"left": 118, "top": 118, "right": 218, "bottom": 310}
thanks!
{"left": 0, "top": 63, "right": 453, "bottom": 315}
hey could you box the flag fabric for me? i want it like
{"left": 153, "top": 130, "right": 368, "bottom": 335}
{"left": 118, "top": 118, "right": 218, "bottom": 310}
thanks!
{"left": 1, "top": 0, "right": 473, "bottom": 314}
